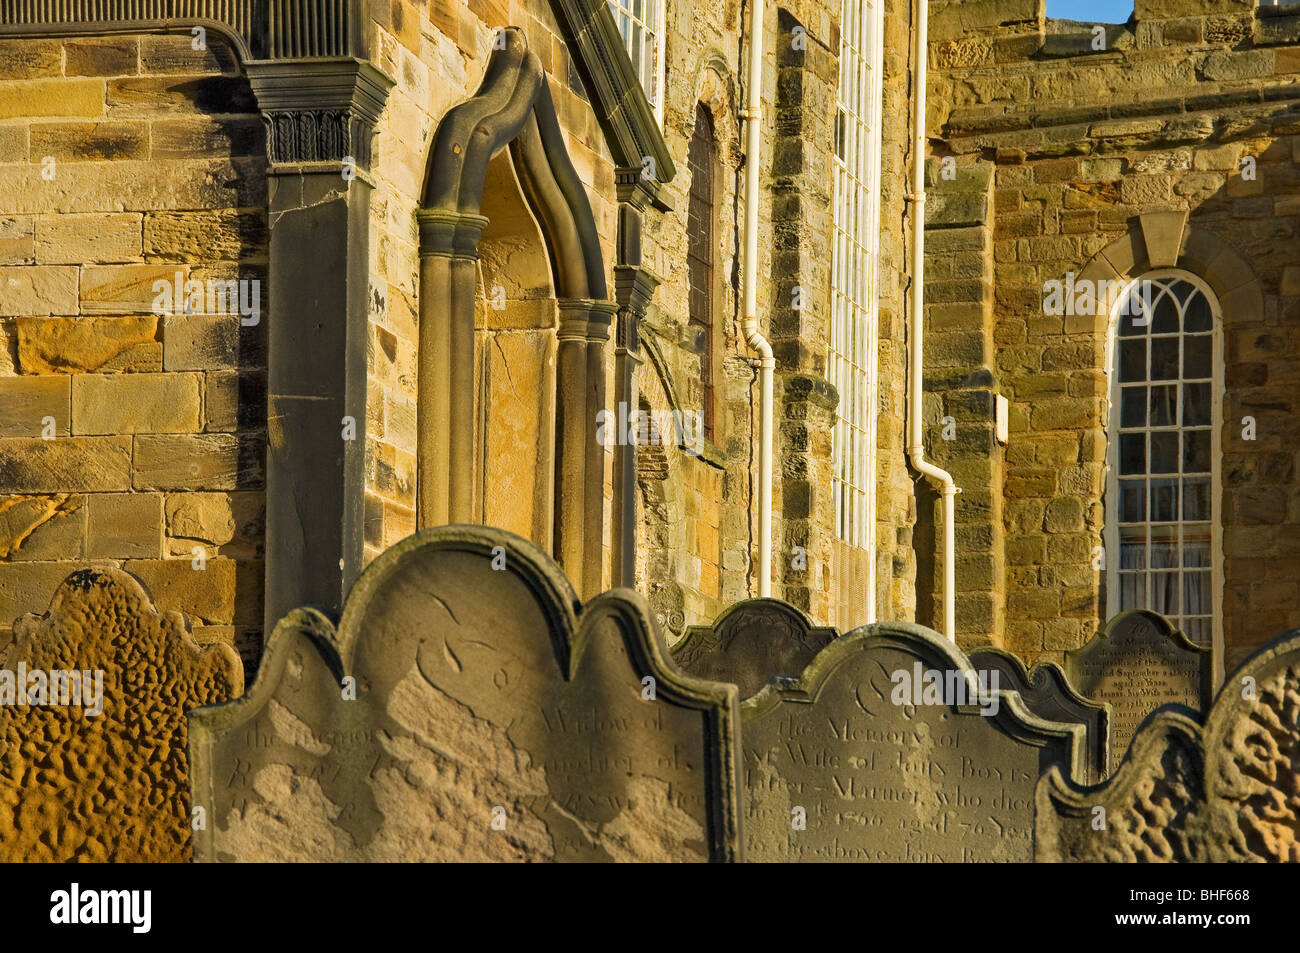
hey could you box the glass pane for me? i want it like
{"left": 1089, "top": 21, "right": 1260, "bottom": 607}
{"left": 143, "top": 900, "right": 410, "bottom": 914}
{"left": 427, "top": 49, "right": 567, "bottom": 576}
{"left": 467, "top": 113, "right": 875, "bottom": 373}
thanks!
{"left": 1184, "top": 292, "right": 1212, "bottom": 332}
{"left": 1183, "top": 618, "right": 1210, "bottom": 645}
{"left": 1183, "top": 478, "right": 1210, "bottom": 521}
{"left": 1183, "top": 571, "right": 1211, "bottom": 615}
{"left": 1120, "top": 339, "right": 1146, "bottom": 382}
{"left": 1149, "top": 385, "right": 1176, "bottom": 426}
{"left": 1183, "top": 429, "right": 1211, "bottom": 473}
{"left": 1182, "top": 535, "right": 1210, "bottom": 568}
{"left": 1119, "top": 572, "right": 1143, "bottom": 610}
{"left": 1183, "top": 335, "right": 1211, "bottom": 379}
{"left": 1152, "top": 291, "right": 1179, "bottom": 333}
{"left": 1121, "top": 387, "right": 1146, "bottom": 427}
{"left": 1151, "top": 432, "right": 1179, "bottom": 474}
{"left": 1151, "top": 337, "right": 1179, "bottom": 380}
{"left": 1150, "top": 524, "right": 1178, "bottom": 568}
{"left": 1120, "top": 479, "right": 1146, "bottom": 522}
{"left": 1151, "top": 572, "right": 1178, "bottom": 614}
{"left": 1120, "top": 434, "right": 1146, "bottom": 475}
{"left": 1183, "top": 382, "right": 1211, "bottom": 426}
{"left": 1119, "top": 526, "right": 1147, "bottom": 569}
{"left": 1118, "top": 309, "right": 1146, "bottom": 337}
{"left": 1151, "top": 477, "right": 1178, "bottom": 521}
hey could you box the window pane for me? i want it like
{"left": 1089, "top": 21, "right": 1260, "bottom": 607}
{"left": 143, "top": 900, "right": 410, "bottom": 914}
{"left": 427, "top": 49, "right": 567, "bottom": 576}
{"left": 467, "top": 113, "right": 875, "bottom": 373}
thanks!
{"left": 1119, "top": 572, "right": 1143, "bottom": 610}
{"left": 1150, "top": 524, "right": 1177, "bottom": 568}
{"left": 1184, "top": 292, "right": 1212, "bottom": 332}
{"left": 1183, "top": 429, "right": 1211, "bottom": 473}
{"left": 1151, "top": 572, "right": 1178, "bottom": 614}
{"left": 1183, "top": 382, "right": 1211, "bottom": 426}
{"left": 1120, "top": 526, "right": 1146, "bottom": 569}
{"left": 1149, "top": 384, "right": 1176, "bottom": 426}
{"left": 1151, "top": 477, "right": 1178, "bottom": 521}
{"left": 1151, "top": 337, "right": 1180, "bottom": 380}
{"left": 1183, "top": 571, "right": 1211, "bottom": 615}
{"left": 1120, "top": 434, "right": 1145, "bottom": 475}
{"left": 1121, "top": 387, "right": 1146, "bottom": 427}
{"left": 1152, "top": 291, "right": 1179, "bottom": 333}
{"left": 1183, "top": 335, "right": 1211, "bottom": 379}
{"left": 1120, "top": 479, "right": 1146, "bottom": 522}
{"left": 1182, "top": 533, "right": 1210, "bottom": 568}
{"left": 1183, "top": 477, "right": 1210, "bottom": 521}
{"left": 1150, "top": 432, "right": 1179, "bottom": 474}
{"left": 1120, "top": 339, "right": 1146, "bottom": 382}
{"left": 1183, "top": 618, "right": 1210, "bottom": 644}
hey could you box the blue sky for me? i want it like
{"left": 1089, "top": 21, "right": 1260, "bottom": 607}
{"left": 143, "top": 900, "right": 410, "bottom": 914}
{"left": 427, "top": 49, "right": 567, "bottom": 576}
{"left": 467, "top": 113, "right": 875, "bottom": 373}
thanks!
{"left": 1046, "top": 0, "right": 1133, "bottom": 22}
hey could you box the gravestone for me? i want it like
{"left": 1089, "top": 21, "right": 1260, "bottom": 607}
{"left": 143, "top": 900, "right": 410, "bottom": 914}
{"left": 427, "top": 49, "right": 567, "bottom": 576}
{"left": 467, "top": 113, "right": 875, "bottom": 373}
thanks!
{"left": 741, "top": 621, "right": 1086, "bottom": 862}
{"left": 190, "top": 525, "right": 742, "bottom": 862}
{"left": 1064, "top": 610, "right": 1212, "bottom": 773}
{"left": 672, "top": 599, "right": 837, "bottom": 699}
{"left": 970, "top": 647, "right": 1110, "bottom": 782}
{"left": 0, "top": 568, "right": 242, "bottom": 861}
{"left": 1038, "top": 628, "right": 1300, "bottom": 862}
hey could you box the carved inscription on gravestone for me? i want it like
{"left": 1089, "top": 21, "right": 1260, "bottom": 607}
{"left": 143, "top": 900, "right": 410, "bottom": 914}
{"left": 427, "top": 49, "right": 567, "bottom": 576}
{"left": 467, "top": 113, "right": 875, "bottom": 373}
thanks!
{"left": 741, "top": 622, "right": 1085, "bottom": 862}
{"left": 190, "top": 526, "right": 741, "bottom": 862}
{"left": 673, "top": 599, "right": 837, "bottom": 699}
{"left": 970, "top": 648, "right": 1110, "bottom": 783}
{"left": 1064, "top": 611, "right": 1211, "bottom": 774}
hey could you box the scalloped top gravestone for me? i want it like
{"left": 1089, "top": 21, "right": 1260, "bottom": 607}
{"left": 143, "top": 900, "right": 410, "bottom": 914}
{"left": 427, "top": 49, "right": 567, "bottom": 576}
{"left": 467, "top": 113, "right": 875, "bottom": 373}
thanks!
{"left": 741, "top": 622, "right": 1086, "bottom": 862}
{"left": 1064, "top": 610, "right": 1212, "bottom": 774}
{"left": 671, "top": 599, "right": 837, "bottom": 699}
{"left": 1037, "top": 628, "right": 1300, "bottom": 862}
{"left": 189, "top": 526, "right": 741, "bottom": 862}
{"left": 970, "top": 647, "right": 1110, "bottom": 783}
{"left": 0, "top": 569, "right": 242, "bottom": 862}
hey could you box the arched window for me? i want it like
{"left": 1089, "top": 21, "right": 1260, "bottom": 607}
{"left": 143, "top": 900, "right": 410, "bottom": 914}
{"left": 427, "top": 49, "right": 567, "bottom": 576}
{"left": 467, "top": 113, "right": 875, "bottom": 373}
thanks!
{"left": 686, "top": 103, "right": 717, "bottom": 443}
{"left": 1106, "top": 271, "right": 1223, "bottom": 650}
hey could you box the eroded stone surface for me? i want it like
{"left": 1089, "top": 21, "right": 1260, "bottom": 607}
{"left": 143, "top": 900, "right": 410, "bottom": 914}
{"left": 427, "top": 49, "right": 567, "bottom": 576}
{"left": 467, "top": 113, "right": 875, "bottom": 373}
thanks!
{"left": 672, "top": 599, "right": 838, "bottom": 700}
{"left": 1064, "top": 610, "right": 1211, "bottom": 773}
{"left": 0, "top": 568, "right": 241, "bottom": 861}
{"left": 740, "top": 622, "right": 1085, "bottom": 862}
{"left": 190, "top": 526, "right": 741, "bottom": 862}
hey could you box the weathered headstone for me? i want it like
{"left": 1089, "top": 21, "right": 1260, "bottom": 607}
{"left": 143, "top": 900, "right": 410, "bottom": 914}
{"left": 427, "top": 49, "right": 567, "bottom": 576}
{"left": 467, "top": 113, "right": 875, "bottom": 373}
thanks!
{"left": 672, "top": 599, "right": 837, "bottom": 699}
{"left": 1038, "top": 628, "right": 1300, "bottom": 863}
{"left": 970, "top": 647, "right": 1111, "bottom": 783}
{"left": 190, "top": 526, "right": 742, "bottom": 862}
{"left": 0, "top": 568, "right": 242, "bottom": 861}
{"left": 741, "top": 622, "right": 1086, "bottom": 862}
{"left": 1064, "top": 610, "right": 1212, "bottom": 773}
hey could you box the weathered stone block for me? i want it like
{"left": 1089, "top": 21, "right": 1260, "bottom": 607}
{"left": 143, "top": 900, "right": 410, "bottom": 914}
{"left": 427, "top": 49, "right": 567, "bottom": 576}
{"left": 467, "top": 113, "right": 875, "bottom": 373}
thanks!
{"left": 63, "top": 38, "right": 140, "bottom": 77}
{"left": 0, "top": 436, "right": 131, "bottom": 492}
{"left": 80, "top": 264, "right": 184, "bottom": 314}
{"left": 0, "top": 376, "right": 69, "bottom": 437}
{"left": 86, "top": 491, "right": 163, "bottom": 558}
{"left": 71, "top": 373, "right": 201, "bottom": 435}
{"left": 0, "top": 80, "right": 104, "bottom": 120}
{"left": 162, "top": 314, "right": 239, "bottom": 371}
{"left": 30, "top": 121, "right": 147, "bottom": 161}
{"left": 0, "top": 493, "right": 85, "bottom": 561}
{"left": 123, "top": 557, "right": 236, "bottom": 625}
{"left": 0, "top": 266, "right": 79, "bottom": 316}
{"left": 132, "top": 434, "right": 247, "bottom": 490}
{"left": 34, "top": 213, "right": 142, "bottom": 264}
{"left": 15, "top": 315, "right": 159, "bottom": 374}
{"left": 166, "top": 492, "right": 236, "bottom": 546}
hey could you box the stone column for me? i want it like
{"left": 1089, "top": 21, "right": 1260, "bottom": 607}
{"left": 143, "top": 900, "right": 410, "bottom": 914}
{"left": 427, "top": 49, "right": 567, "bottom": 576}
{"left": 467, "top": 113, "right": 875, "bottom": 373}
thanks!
{"left": 247, "top": 60, "right": 393, "bottom": 632}
{"left": 416, "top": 209, "right": 489, "bottom": 528}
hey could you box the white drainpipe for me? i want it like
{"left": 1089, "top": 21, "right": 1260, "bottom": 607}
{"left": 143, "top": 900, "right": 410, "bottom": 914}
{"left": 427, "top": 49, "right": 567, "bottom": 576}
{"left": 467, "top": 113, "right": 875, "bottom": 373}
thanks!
{"left": 742, "top": 0, "right": 774, "bottom": 598}
{"left": 907, "top": 0, "right": 958, "bottom": 639}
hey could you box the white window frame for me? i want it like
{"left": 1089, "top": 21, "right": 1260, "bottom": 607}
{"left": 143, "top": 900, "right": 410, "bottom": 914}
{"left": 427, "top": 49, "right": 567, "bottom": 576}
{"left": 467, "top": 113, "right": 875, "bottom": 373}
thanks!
{"left": 1103, "top": 268, "right": 1224, "bottom": 668}
{"left": 609, "top": 0, "right": 666, "bottom": 126}
{"left": 829, "top": 0, "right": 885, "bottom": 620}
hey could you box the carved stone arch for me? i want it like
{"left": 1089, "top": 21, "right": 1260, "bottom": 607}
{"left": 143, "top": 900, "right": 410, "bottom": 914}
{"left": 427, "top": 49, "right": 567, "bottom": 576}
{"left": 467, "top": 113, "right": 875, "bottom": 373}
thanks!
{"left": 417, "top": 27, "right": 614, "bottom": 598}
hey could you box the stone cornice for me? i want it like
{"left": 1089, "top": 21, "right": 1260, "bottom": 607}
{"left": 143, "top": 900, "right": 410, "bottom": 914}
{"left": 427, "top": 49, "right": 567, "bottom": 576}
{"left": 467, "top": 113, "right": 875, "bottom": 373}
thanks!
{"left": 0, "top": 0, "right": 359, "bottom": 60}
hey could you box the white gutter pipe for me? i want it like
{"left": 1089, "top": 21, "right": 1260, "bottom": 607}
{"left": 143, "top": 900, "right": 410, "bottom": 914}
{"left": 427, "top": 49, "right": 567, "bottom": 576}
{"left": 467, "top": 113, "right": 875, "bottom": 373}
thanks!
{"left": 907, "top": 0, "right": 958, "bottom": 639}
{"left": 742, "top": 0, "right": 774, "bottom": 598}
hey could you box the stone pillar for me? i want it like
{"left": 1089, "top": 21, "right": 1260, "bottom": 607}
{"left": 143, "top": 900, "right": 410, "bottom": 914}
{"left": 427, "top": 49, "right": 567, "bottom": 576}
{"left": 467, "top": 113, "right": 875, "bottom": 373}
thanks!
{"left": 416, "top": 209, "right": 489, "bottom": 528}
{"left": 247, "top": 60, "right": 393, "bottom": 632}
